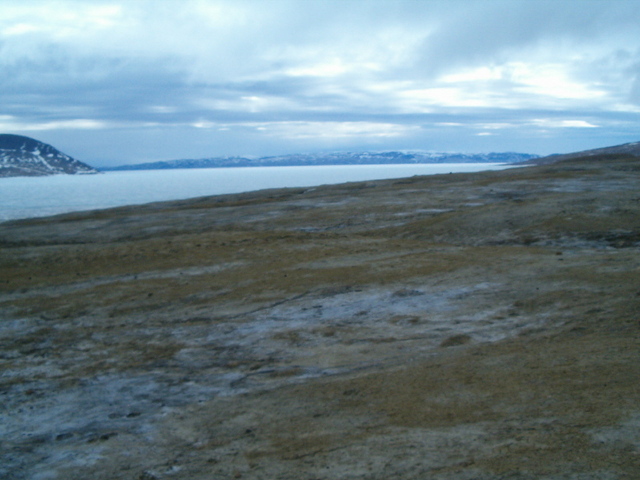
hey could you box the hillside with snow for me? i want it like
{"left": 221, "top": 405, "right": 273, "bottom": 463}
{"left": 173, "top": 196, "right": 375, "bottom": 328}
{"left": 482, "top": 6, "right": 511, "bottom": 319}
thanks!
{"left": 0, "top": 134, "right": 98, "bottom": 177}
{"left": 104, "top": 151, "right": 539, "bottom": 171}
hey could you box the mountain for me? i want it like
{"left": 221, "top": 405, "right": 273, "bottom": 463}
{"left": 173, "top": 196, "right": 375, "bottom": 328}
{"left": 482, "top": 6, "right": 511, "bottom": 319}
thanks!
{"left": 0, "top": 134, "right": 98, "bottom": 177}
{"left": 526, "top": 140, "right": 640, "bottom": 165}
{"left": 103, "top": 151, "right": 539, "bottom": 171}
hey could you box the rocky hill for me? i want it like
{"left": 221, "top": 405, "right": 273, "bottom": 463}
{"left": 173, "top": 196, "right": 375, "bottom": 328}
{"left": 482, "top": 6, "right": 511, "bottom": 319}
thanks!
{"left": 0, "top": 134, "right": 98, "bottom": 177}
{"left": 104, "top": 151, "right": 538, "bottom": 170}
{"left": 526, "top": 140, "right": 640, "bottom": 165}
{"left": 1, "top": 149, "right": 639, "bottom": 479}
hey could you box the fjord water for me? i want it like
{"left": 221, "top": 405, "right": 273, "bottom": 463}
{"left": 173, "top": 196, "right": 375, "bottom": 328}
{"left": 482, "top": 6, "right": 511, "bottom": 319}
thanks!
{"left": 0, "top": 163, "right": 510, "bottom": 222}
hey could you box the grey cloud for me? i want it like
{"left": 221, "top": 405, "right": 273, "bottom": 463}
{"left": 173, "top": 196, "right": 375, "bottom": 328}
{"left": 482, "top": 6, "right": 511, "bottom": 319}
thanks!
{"left": 409, "top": 0, "right": 640, "bottom": 76}
{"left": 1, "top": 0, "right": 639, "bottom": 165}
{"left": 624, "top": 55, "right": 640, "bottom": 105}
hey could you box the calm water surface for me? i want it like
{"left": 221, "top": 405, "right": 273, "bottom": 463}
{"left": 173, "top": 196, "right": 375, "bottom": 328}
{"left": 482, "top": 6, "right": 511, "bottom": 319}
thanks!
{"left": 0, "top": 164, "right": 511, "bottom": 222}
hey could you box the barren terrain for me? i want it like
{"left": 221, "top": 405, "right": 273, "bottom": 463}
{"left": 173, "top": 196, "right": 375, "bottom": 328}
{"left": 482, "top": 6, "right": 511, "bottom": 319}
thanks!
{"left": 1, "top": 155, "right": 639, "bottom": 479}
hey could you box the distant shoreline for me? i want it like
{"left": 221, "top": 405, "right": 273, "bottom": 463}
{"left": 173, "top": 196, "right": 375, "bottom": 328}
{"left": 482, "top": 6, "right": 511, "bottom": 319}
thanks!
{"left": 99, "top": 151, "right": 537, "bottom": 171}
{"left": 1, "top": 163, "right": 514, "bottom": 222}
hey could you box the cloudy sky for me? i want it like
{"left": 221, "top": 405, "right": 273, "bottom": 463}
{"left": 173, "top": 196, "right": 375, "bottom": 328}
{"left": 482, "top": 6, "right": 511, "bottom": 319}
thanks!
{"left": 2, "top": 0, "right": 639, "bottom": 166}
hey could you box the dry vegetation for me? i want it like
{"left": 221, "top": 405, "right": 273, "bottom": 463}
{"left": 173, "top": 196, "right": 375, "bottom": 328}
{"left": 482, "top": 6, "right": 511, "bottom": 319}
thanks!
{"left": 1, "top": 155, "right": 639, "bottom": 479}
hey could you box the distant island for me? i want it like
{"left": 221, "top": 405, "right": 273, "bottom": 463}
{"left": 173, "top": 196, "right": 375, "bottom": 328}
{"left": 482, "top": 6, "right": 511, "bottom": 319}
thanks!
{"left": 7, "top": 132, "right": 640, "bottom": 179}
{"left": 0, "top": 133, "right": 543, "bottom": 177}
{"left": 101, "top": 151, "right": 539, "bottom": 171}
{"left": 0, "top": 134, "right": 98, "bottom": 178}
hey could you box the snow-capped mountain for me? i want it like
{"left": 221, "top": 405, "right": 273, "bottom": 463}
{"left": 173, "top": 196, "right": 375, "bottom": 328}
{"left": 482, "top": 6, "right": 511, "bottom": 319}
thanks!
{"left": 104, "top": 151, "right": 539, "bottom": 171}
{"left": 0, "top": 134, "right": 98, "bottom": 177}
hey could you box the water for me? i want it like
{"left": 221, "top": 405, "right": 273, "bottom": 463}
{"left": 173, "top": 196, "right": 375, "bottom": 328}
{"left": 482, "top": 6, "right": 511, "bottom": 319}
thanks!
{"left": 0, "top": 164, "right": 511, "bottom": 222}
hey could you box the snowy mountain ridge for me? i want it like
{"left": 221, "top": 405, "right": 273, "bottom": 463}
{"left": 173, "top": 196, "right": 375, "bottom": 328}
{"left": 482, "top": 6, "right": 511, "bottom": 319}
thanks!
{"left": 0, "top": 134, "right": 98, "bottom": 177}
{"left": 104, "top": 151, "right": 539, "bottom": 171}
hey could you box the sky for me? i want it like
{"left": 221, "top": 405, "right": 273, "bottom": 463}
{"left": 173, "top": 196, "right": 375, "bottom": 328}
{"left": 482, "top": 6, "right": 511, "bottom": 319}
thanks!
{"left": 1, "top": 0, "right": 640, "bottom": 167}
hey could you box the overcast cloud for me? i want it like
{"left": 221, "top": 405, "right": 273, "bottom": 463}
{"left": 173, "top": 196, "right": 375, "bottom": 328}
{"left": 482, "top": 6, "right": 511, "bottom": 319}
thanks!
{"left": 1, "top": 0, "right": 639, "bottom": 166}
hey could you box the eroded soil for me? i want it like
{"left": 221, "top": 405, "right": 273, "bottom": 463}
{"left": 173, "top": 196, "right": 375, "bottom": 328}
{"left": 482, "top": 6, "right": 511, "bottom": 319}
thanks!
{"left": 1, "top": 156, "right": 639, "bottom": 479}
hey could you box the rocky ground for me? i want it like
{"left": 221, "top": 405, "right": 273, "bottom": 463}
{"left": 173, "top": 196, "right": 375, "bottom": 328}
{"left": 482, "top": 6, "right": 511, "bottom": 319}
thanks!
{"left": 1, "top": 155, "right": 639, "bottom": 479}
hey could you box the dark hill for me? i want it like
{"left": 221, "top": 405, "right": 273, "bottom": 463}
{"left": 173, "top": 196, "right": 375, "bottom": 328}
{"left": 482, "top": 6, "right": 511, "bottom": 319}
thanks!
{"left": 0, "top": 134, "right": 98, "bottom": 177}
{"left": 526, "top": 140, "right": 640, "bottom": 165}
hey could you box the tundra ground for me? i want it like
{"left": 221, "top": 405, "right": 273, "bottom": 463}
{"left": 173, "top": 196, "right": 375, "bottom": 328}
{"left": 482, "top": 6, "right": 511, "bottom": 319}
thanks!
{"left": 1, "top": 156, "right": 639, "bottom": 479}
